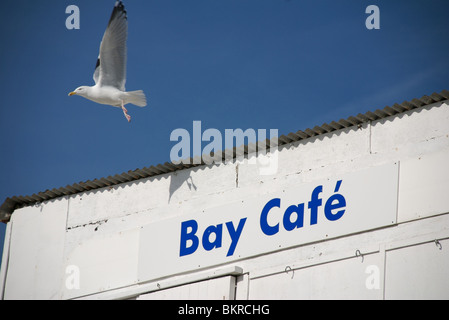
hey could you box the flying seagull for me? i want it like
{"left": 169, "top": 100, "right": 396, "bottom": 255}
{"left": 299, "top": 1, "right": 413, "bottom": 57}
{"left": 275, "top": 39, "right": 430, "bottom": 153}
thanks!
{"left": 68, "top": 1, "right": 147, "bottom": 122}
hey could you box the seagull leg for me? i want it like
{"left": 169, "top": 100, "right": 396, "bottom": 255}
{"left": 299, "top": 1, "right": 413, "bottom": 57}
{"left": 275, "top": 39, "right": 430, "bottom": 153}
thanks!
{"left": 121, "top": 100, "right": 131, "bottom": 122}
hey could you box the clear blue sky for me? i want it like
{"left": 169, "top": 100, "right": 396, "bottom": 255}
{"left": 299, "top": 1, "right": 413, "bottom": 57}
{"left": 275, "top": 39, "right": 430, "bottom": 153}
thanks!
{"left": 1, "top": 0, "right": 448, "bottom": 266}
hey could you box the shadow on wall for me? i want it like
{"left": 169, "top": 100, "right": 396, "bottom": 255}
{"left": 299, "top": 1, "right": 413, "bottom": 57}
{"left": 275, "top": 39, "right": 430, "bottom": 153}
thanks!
{"left": 168, "top": 169, "right": 197, "bottom": 204}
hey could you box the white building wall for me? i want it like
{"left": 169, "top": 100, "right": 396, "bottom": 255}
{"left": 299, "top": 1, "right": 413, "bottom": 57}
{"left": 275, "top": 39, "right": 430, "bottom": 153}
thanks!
{"left": 1, "top": 101, "right": 449, "bottom": 300}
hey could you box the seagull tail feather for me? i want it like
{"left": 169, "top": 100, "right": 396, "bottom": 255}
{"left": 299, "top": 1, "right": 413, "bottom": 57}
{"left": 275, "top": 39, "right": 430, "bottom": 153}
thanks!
{"left": 126, "top": 90, "right": 147, "bottom": 107}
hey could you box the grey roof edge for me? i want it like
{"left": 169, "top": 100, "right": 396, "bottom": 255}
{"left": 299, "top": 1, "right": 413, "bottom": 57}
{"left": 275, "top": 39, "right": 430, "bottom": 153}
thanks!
{"left": 1, "top": 89, "right": 448, "bottom": 222}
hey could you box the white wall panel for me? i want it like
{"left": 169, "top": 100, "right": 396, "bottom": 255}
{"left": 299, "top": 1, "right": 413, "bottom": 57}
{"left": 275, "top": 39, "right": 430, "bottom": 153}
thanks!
{"left": 248, "top": 253, "right": 383, "bottom": 300}
{"left": 62, "top": 227, "right": 140, "bottom": 299}
{"left": 138, "top": 163, "right": 398, "bottom": 283}
{"left": 4, "top": 198, "right": 68, "bottom": 300}
{"left": 385, "top": 239, "right": 449, "bottom": 299}
{"left": 398, "top": 149, "right": 449, "bottom": 222}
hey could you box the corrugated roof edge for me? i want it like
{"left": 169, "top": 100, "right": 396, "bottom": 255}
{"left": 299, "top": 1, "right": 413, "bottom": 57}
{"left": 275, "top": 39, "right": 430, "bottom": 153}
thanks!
{"left": 1, "top": 89, "right": 448, "bottom": 222}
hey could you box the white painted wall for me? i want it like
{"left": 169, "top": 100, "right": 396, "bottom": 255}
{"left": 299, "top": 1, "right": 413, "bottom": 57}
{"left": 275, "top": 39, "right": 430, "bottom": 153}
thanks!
{"left": 1, "top": 101, "right": 449, "bottom": 300}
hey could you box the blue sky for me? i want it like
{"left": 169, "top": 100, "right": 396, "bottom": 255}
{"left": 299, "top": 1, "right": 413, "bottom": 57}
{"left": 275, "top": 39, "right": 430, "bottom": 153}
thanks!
{"left": 0, "top": 0, "right": 448, "bottom": 266}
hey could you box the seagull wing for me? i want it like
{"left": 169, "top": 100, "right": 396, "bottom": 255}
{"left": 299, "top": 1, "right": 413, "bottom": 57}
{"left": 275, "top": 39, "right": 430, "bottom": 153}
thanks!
{"left": 94, "top": 1, "right": 127, "bottom": 91}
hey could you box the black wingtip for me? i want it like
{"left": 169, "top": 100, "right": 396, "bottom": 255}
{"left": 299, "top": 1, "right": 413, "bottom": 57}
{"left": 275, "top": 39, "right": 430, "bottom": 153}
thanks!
{"left": 108, "top": 1, "right": 127, "bottom": 26}
{"left": 115, "top": 1, "right": 124, "bottom": 9}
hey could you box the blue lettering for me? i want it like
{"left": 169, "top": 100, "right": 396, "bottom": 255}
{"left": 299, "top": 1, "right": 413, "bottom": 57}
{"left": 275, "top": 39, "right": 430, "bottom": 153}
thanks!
{"left": 324, "top": 180, "right": 346, "bottom": 221}
{"left": 283, "top": 204, "right": 304, "bottom": 231}
{"left": 324, "top": 194, "right": 346, "bottom": 220}
{"left": 179, "top": 219, "right": 199, "bottom": 257}
{"left": 308, "top": 185, "right": 323, "bottom": 225}
{"left": 180, "top": 180, "right": 347, "bottom": 258}
{"left": 179, "top": 218, "right": 247, "bottom": 257}
{"left": 225, "top": 218, "right": 247, "bottom": 257}
{"left": 259, "top": 180, "right": 346, "bottom": 235}
{"left": 260, "top": 198, "right": 281, "bottom": 236}
{"left": 202, "top": 224, "right": 223, "bottom": 251}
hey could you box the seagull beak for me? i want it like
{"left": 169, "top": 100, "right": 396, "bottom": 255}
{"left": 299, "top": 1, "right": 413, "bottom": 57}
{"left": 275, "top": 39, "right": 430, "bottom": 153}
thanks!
{"left": 68, "top": 92, "right": 76, "bottom": 96}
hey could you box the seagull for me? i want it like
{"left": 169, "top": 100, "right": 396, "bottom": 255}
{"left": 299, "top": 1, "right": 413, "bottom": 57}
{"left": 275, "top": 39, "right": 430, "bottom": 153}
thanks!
{"left": 68, "top": 1, "right": 147, "bottom": 122}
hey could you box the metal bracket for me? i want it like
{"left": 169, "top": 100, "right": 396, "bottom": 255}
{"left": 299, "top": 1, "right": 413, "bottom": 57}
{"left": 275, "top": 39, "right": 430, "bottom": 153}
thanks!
{"left": 355, "top": 249, "right": 364, "bottom": 263}
{"left": 285, "top": 266, "right": 294, "bottom": 279}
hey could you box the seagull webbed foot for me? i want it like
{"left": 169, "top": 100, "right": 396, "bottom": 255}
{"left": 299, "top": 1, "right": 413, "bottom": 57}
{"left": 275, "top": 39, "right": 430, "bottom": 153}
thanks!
{"left": 121, "top": 101, "right": 131, "bottom": 122}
